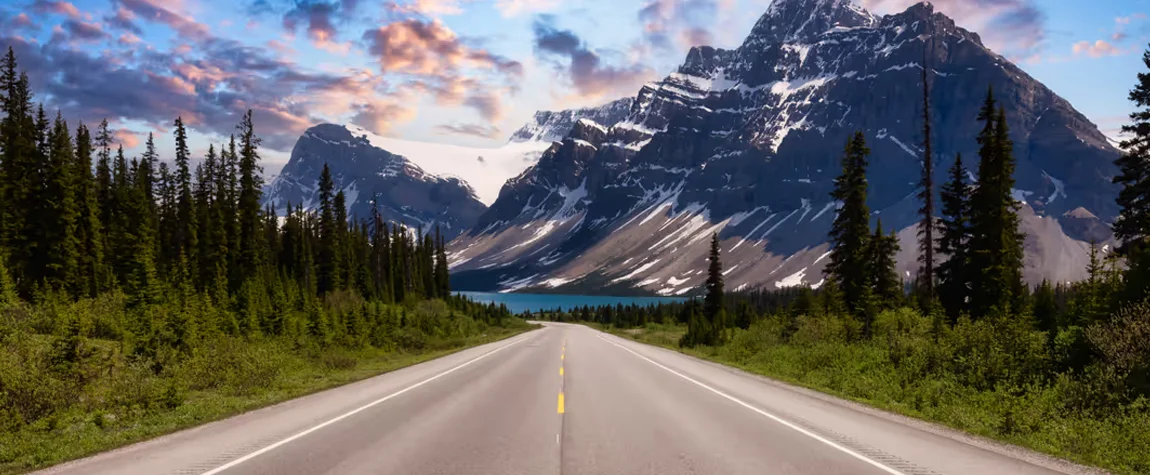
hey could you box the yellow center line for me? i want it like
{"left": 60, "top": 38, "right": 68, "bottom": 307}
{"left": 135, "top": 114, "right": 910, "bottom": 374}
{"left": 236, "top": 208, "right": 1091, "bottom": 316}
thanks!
{"left": 560, "top": 366, "right": 564, "bottom": 376}
{"left": 557, "top": 392, "right": 565, "bottom": 413}
{"left": 561, "top": 353, "right": 564, "bottom": 360}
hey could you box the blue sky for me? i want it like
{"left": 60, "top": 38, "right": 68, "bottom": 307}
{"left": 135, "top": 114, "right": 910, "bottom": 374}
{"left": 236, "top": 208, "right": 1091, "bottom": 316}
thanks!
{"left": 2, "top": 0, "right": 1148, "bottom": 170}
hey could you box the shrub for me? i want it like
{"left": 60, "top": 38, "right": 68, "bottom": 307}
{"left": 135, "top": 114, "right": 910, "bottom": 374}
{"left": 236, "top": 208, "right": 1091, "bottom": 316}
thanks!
{"left": 1087, "top": 301, "right": 1150, "bottom": 398}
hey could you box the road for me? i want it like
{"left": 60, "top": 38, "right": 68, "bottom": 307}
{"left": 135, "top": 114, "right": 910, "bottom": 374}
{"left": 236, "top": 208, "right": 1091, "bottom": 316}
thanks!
{"left": 36, "top": 323, "right": 1098, "bottom": 475}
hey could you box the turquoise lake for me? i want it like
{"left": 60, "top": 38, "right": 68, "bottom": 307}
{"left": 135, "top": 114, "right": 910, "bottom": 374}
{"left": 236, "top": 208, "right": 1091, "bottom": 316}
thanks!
{"left": 455, "top": 292, "right": 690, "bottom": 314}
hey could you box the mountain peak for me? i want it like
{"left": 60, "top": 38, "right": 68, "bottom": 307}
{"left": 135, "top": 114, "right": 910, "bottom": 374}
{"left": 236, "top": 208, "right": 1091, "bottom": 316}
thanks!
{"left": 749, "top": 0, "right": 877, "bottom": 44}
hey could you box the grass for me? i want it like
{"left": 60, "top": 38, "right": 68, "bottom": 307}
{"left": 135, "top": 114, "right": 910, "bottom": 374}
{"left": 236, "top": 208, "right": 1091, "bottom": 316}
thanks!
{"left": 600, "top": 321, "right": 1150, "bottom": 475}
{"left": 0, "top": 324, "right": 537, "bottom": 475}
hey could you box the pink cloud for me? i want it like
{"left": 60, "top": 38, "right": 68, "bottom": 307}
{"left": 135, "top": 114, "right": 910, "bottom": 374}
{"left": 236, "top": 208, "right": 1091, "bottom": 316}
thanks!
{"left": 1073, "top": 40, "right": 1122, "bottom": 58}
{"left": 113, "top": 129, "right": 141, "bottom": 148}
{"left": 119, "top": 0, "right": 210, "bottom": 41}
{"left": 31, "top": 0, "right": 81, "bottom": 19}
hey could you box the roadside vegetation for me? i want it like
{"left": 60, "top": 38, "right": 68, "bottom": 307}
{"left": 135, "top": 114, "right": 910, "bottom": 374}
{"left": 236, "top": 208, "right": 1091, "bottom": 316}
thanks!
{"left": 0, "top": 49, "right": 528, "bottom": 474}
{"left": 533, "top": 47, "right": 1150, "bottom": 474}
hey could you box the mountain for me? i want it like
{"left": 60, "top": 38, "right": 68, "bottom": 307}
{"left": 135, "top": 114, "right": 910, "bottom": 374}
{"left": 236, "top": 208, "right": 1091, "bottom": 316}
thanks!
{"left": 448, "top": 0, "right": 1121, "bottom": 294}
{"left": 509, "top": 97, "right": 634, "bottom": 143}
{"left": 264, "top": 101, "right": 634, "bottom": 236}
{"left": 264, "top": 124, "right": 487, "bottom": 238}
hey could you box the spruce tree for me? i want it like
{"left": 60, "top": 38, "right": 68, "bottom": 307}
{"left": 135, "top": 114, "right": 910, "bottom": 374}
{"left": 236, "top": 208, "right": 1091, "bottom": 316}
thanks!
{"left": 38, "top": 112, "right": 80, "bottom": 291}
{"left": 826, "top": 131, "right": 875, "bottom": 335}
{"left": 704, "top": 232, "right": 725, "bottom": 331}
{"left": 937, "top": 153, "right": 971, "bottom": 321}
{"left": 1114, "top": 45, "right": 1150, "bottom": 301}
{"left": 317, "top": 163, "right": 340, "bottom": 293}
{"left": 917, "top": 42, "right": 936, "bottom": 308}
{"left": 968, "top": 89, "right": 1024, "bottom": 319}
{"left": 871, "top": 219, "right": 902, "bottom": 309}
{"left": 1032, "top": 279, "right": 1057, "bottom": 334}
{"left": 173, "top": 117, "right": 199, "bottom": 275}
{"left": 434, "top": 226, "right": 450, "bottom": 297}
{"left": 236, "top": 110, "right": 264, "bottom": 277}
{"left": 73, "top": 123, "right": 105, "bottom": 296}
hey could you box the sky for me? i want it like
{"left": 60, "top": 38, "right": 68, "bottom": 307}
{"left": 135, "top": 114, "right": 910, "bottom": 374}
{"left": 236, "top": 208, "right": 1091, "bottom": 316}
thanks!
{"left": 2, "top": 0, "right": 1149, "bottom": 171}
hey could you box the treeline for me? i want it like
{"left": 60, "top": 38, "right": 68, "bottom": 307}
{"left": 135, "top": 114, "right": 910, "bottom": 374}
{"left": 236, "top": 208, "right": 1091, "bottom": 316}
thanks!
{"left": 0, "top": 47, "right": 518, "bottom": 448}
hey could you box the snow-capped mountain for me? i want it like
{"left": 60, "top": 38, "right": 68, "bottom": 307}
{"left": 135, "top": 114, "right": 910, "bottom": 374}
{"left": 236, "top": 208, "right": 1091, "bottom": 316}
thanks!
{"left": 264, "top": 124, "right": 487, "bottom": 238}
{"left": 264, "top": 100, "right": 636, "bottom": 237}
{"left": 509, "top": 97, "right": 634, "bottom": 143}
{"left": 448, "top": 0, "right": 1120, "bottom": 294}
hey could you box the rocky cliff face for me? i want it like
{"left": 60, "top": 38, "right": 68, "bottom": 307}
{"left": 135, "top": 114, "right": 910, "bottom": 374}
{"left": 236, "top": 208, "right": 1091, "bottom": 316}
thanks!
{"left": 449, "top": 0, "right": 1121, "bottom": 294}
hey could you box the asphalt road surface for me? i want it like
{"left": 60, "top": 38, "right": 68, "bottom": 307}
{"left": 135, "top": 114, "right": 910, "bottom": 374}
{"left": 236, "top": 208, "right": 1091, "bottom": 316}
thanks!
{"left": 35, "top": 323, "right": 1100, "bottom": 475}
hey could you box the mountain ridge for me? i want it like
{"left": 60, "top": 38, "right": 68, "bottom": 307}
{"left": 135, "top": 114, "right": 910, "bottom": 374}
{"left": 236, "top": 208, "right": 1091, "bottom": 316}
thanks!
{"left": 448, "top": 0, "right": 1120, "bottom": 294}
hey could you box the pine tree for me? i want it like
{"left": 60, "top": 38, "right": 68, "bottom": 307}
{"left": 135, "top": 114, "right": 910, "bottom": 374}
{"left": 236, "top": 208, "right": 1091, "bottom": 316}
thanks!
{"left": 422, "top": 229, "right": 436, "bottom": 299}
{"left": 235, "top": 110, "right": 264, "bottom": 277}
{"left": 317, "top": 163, "right": 341, "bottom": 293}
{"left": 871, "top": 218, "right": 902, "bottom": 309}
{"left": 937, "top": 153, "right": 971, "bottom": 321}
{"left": 917, "top": 41, "right": 936, "bottom": 308}
{"left": 73, "top": 123, "right": 105, "bottom": 296}
{"left": 704, "top": 232, "right": 725, "bottom": 330}
{"left": 173, "top": 117, "right": 199, "bottom": 275}
{"left": 826, "top": 131, "right": 875, "bottom": 335}
{"left": 1032, "top": 279, "right": 1057, "bottom": 334}
{"left": 434, "top": 226, "right": 450, "bottom": 297}
{"left": 968, "top": 89, "right": 1025, "bottom": 319}
{"left": 334, "top": 191, "right": 351, "bottom": 290}
{"left": 94, "top": 120, "right": 114, "bottom": 248}
{"left": 681, "top": 233, "right": 726, "bottom": 347}
{"left": 38, "top": 112, "right": 80, "bottom": 291}
{"left": 0, "top": 66, "right": 37, "bottom": 290}
{"left": 1114, "top": 45, "right": 1150, "bottom": 301}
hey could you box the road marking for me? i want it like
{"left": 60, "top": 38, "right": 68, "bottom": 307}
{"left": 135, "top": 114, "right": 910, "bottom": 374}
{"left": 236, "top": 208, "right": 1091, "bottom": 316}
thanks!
{"left": 557, "top": 392, "right": 565, "bottom": 413}
{"left": 561, "top": 353, "right": 564, "bottom": 360}
{"left": 199, "top": 334, "right": 533, "bottom": 475}
{"left": 598, "top": 334, "right": 906, "bottom": 475}
{"left": 560, "top": 367, "right": 564, "bottom": 376}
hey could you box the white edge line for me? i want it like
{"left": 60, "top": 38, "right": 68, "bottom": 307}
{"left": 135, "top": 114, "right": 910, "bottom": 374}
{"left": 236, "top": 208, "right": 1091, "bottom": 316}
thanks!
{"left": 597, "top": 333, "right": 907, "bottom": 475}
{"left": 200, "top": 334, "right": 533, "bottom": 475}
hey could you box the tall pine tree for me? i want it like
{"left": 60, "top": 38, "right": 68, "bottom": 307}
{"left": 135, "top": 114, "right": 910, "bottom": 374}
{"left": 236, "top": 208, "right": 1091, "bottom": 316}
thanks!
{"left": 871, "top": 218, "right": 902, "bottom": 309}
{"left": 937, "top": 153, "right": 972, "bottom": 321}
{"left": 826, "top": 131, "right": 875, "bottom": 335}
{"left": 1114, "top": 45, "right": 1150, "bottom": 301}
{"left": 917, "top": 41, "right": 937, "bottom": 308}
{"left": 968, "top": 88, "right": 1025, "bottom": 319}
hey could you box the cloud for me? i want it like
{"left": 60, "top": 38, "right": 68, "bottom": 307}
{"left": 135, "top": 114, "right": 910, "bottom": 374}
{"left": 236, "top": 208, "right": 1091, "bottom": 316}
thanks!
{"left": 532, "top": 16, "right": 652, "bottom": 99}
{"left": 1, "top": 12, "right": 37, "bottom": 32}
{"left": 118, "top": 33, "right": 142, "bottom": 45}
{"left": 1073, "top": 40, "right": 1121, "bottom": 58}
{"left": 351, "top": 100, "right": 417, "bottom": 135}
{"left": 1115, "top": 13, "right": 1147, "bottom": 25}
{"left": 1110, "top": 13, "right": 1146, "bottom": 43}
{"left": 386, "top": 0, "right": 467, "bottom": 16}
{"left": 117, "top": 0, "right": 211, "bottom": 41}
{"left": 283, "top": 2, "right": 338, "bottom": 45}
{"left": 495, "top": 0, "right": 558, "bottom": 17}
{"left": 362, "top": 19, "right": 520, "bottom": 76}
{"left": 30, "top": 0, "right": 81, "bottom": 19}
{"left": 104, "top": 6, "right": 142, "bottom": 34}
{"left": 62, "top": 19, "right": 109, "bottom": 42}
{"left": 860, "top": 0, "right": 1045, "bottom": 57}
{"left": 637, "top": 0, "right": 723, "bottom": 52}
{"left": 113, "top": 129, "right": 141, "bottom": 148}
{"left": 434, "top": 122, "right": 501, "bottom": 138}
